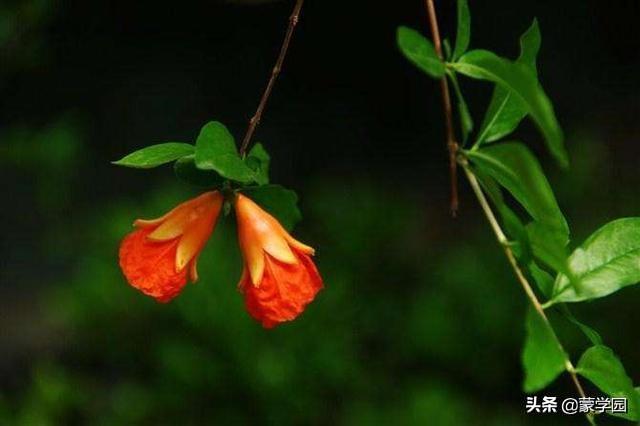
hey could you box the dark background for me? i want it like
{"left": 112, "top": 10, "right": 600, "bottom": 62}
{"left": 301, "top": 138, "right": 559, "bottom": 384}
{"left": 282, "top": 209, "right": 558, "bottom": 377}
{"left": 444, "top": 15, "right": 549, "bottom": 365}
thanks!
{"left": 1, "top": 0, "right": 639, "bottom": 424}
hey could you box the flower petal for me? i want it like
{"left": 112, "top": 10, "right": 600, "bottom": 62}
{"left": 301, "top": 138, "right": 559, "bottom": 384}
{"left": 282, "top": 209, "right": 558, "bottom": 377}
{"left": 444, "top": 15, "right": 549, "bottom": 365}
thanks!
{"left": 134, "top": 202, "right": 188, "bottom": 229}
{"left": 175, "top": 194, "right": 223, "bottom": 271}
{"left": 235, "top": 194, "right": 296, "bottom": 265}
{"left": 119, "top": 227, "right": 188, "bottom": 302}
{"left": 120, "top": 191, "right": 224, "bottom": 303}
{"left": 147, "top": 192, "right": 220, "bottom": 241}
{"left": 257, "top": 219, "right": 297, "bottom": 264}
{"left": 147, "top": 207, "right": 193, "bottom": 241}
{"left": 241, "top": 250, "right": 323, "bottom": 328}
{"left": 238, "top": 223, "right": 266, "bottom": 285}
{"left": 283, "top": 233, "right": 315, "bottom": 255}
{"left": 189, "top": 254, "right": 199, "bottom": 282}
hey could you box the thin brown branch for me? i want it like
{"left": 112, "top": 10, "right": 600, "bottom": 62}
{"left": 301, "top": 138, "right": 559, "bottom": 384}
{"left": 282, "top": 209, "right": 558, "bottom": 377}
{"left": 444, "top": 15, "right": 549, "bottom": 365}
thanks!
{"left": 420, "top": 1, "right": 592, "bottom": 422}
{"left": 239, "top": 0, "right": 304, "bottom": 156}
{"left": 424, "top": 0, "right": 459, "bottom": 216}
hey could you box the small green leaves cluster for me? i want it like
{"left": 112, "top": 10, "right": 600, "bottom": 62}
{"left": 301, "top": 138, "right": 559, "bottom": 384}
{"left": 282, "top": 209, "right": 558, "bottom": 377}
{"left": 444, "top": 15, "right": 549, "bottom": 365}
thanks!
{"left": 113, "top": 121, "right": 300, "bottom": 229}
{"left": 398, "top": 0, "right": 640, "bottom": 421}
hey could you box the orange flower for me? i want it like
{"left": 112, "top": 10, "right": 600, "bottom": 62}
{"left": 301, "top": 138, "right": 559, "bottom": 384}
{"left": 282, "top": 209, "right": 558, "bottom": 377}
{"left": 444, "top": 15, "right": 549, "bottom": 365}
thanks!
{"left": 119, "top": 191, "right": 223, "bottom": 302}
{"left": 235, "top": 194, "right": 323, "bottom": 328}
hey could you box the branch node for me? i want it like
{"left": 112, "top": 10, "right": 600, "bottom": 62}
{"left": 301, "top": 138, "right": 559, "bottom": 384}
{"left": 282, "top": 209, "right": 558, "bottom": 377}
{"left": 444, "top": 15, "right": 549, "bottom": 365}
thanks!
{"left": 498, "top": 238, "right": 512, "bottom": 247}
{"left": 565, "top": 360, "right": 576, "bottom": 374}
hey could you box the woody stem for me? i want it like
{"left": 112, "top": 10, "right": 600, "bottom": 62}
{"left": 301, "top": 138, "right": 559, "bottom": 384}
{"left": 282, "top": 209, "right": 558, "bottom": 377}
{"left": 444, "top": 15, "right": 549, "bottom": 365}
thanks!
{"left": 424, "top": 0, "right": 459, "bottom": 216}
{"left": 421, "top": 1, "right": 592, "bottom": 422}
{"left": 239, "top": 0, "right": 304, "bottom": 156}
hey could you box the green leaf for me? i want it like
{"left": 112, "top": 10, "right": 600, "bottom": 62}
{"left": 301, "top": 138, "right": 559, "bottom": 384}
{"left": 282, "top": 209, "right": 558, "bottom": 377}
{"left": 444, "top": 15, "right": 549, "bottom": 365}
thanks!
{"left": 113, "top": 143, "right": 194, "bottom": 169}
{"left": 528, "top": 262, "right": 554, "bottom": 298}
{"left": 526, "top": 221, "right": 569, "bottom": 275}
{"left": 476, "top": 19, "right": 541, "bottom": 145}
{"left": 173, "top": 155, "right": 225, "bottom": 188}
{"left": 571, "top": 320, "right": 603, "bottom": 347}
{"left": 240, "top": 185, "right": 302, "bottom": 231}
{"left": 453, "top": 49, "right": 568, "bottom": 168}
{"left": 577, "top": 345, "right": 640, "bottom": 421}
{"left": 552, "top": 218, "right": 640, "bottom": 303}
{"left": 522, "top": 306, "right": 566, "bottom": 393}
{"left": 557, "top": 305, "right": 603, "bottom": 346}
{"left": 448, "top": 71, "right": 474, "bottom": 143}
{"left": 475, "top": 170, "right": 531, "bottom": 262}
{"left": 518, "top": 19, "right": 542, "bottom": 68}
{"left": 245, "top": 143, "right": 270, "bottom": 185}
{"left": 499, "top": 205, "right": 530, "bottom": 261}
{"left": 443, "top": 38, "right": 453, "bottom": 61}
{"left": 397, "top": 26, "right": 445, "bottom": 78}
{"left": 452, "top": 0, "right": 470, "bottom": 60}
{"left": 466, "top": 142, "right": 568, "bottom": 236}
{"left": 194, "top": 121, "right": 255, "bottom": 183}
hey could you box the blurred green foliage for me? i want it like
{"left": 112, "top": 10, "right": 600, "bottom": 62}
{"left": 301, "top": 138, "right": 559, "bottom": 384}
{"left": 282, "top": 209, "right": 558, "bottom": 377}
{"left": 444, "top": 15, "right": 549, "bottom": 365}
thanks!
{"left": 1, "top": 2, "right": 639, "bottom": 424}
{"left": 0, "top": 119, "right": 559, "bottom": 425}
{"left": 0, "top": 114, "right": 83, "bottom": 212}
{"left": 0, "top": 175, "right": 529, "bottom": 424}
{"left": 3, "top": 117, "right": 639, "bottom": 425}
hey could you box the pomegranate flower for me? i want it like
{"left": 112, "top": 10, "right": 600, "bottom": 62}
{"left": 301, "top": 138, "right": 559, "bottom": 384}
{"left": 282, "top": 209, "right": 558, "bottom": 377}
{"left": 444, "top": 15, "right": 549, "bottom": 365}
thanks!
{"left": 119, "top": 191, "right": 223, "bottom": 302}
{"left": 235, "top": 194, "right": 323, "bottom": 328}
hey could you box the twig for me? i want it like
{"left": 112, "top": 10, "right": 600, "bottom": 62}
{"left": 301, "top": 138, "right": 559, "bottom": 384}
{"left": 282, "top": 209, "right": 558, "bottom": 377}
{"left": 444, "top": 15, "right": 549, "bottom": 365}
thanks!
{"left": 239, "top": 0, "right": 304, "bottom": 156}
{"left": 424, "top": 0, "right": 459, "bottom": 216}
{"left": 463, "top": 165, "right": 595, "bottom": 425}
{"left": 420, "top": 1, "right": 592, "bottom": 422}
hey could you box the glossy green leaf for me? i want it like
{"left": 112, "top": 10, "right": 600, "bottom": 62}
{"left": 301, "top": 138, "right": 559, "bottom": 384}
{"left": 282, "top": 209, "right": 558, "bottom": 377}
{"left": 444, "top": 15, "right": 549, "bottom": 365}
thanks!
{"left": 194, "top": 121, "right": 255, "bottom": 183}
{"left": 552, "top": 218, "right": 640, "bottom": 303}
{"left": 453, "top": 49, "right": 568, "bottom": 168}
{"left": 466, "top": 142, "right": 568, "bottom": 236}
{"left": 173, "top": 155, "right": 225, "bottom": 188}
{"left": 245, "top": 143, "right": 270, "bottom": 185}
{"left": 113, "top": 143, "right": 194, "bottom": 169}
{"left": 448, "top": 71, "right": 473, "bottom": 143}
{"left": 476, "top": 20, "right": 540, "bottom": 145}
{"left": 397, "top": 26, "right": 445, "bottom": 78}
{"left": 240, "top": 185, "right": 302, "bottom": 231}
{"left": 577, "top": 345, "right": 640, "bottom": 421}
{"left": 522, "top": 306, "right": 566, "bottom": 393}
{"left": 452, "top": 0, "right": 470, "bottom": 60}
